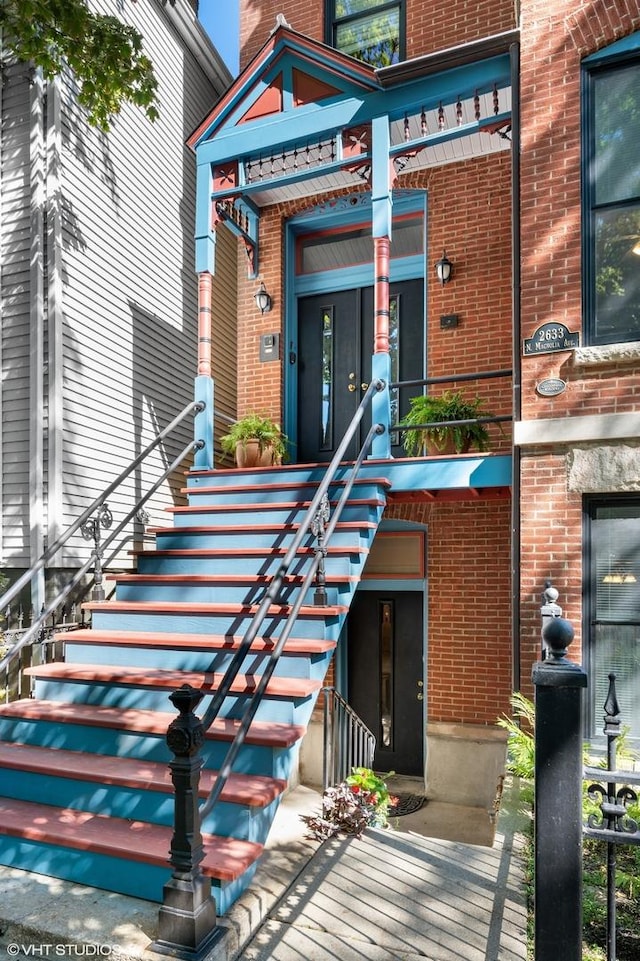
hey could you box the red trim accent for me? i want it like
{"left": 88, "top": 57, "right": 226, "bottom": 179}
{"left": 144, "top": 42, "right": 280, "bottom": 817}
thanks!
{"left": 198, "top": 272, "right": 212, "bottom": 376}
{"left": 238, "top": 73, "right": 283, "bottom": 123}
{"left": 374, "top": 236, "right": 390, "bottom": 353}
{"left": 293, "top": 68, "right": 342, "bottom": 105}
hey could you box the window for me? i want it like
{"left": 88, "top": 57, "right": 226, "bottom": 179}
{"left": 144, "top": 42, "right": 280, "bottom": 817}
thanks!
{"left": 326, "top": 0, "right": 405, "bottom": 68}
{"left": 585, "top": 498, "right": 640, "bottom": 741}
{"left": 583, "top": 42, "right": 640, "bottom": 344}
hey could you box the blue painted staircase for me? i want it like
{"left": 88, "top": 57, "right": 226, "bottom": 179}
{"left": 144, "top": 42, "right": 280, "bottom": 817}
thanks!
{"left": 0, "top": 464, "right": 388, "bottom": 912}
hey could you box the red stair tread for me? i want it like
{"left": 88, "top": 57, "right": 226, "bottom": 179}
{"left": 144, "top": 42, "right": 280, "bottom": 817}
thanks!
{"left": 0, "top": 797, "right": 261, "bottom": 881}
{"left": 147, "top": 521, "right": 376, "bottom": 534}
{"left": 181, "top": 477, "right": 391, "bottom": 495}
{"left": 24, "top": 662, "right": 322, "bottom": 699}
{"left": 108, "top": 573, "right": 358, "bottom": 585}
{"left": 0, "top": 742, "right": 285, "bottom": 807}
{"left": 82, "top": 600, "right": 347, "bottom": 617}
{"left": 0, "top": 700, "right": 306, "bottom": 747}
{"left": 167, "top": 496, "right": 385, "bottom": 514}
{"left": 130, "top": 546, "right": 366, "bottom": 558}
{"left": 61, "top": 628, "right": 336, "bottom": 655}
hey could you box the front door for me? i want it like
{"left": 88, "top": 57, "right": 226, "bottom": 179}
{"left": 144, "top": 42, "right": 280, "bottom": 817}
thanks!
{"left": 347, "top": 590, "right": 424, "bottom": 776}
{"left": 297, "top": 279, "right": 424, "bottom": 462}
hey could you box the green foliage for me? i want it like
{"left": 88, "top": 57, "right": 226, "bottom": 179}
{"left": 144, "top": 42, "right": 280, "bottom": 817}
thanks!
{"left": 398, "top": 390, "right": 491, "bottom": 456}
{"left": 497, "top": 692, "right": 536, "bottom": 781}
{"left": 0, "top": 0, "right": 159, "bottom": 130}
{"left": 301, "top": 767, "right": 397, "bottom": 839}
{"left": 220, "top": 412, "right": 288, "bottom": 462}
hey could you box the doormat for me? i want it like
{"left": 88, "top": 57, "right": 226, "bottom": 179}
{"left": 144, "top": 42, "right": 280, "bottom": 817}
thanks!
{"left": 392, "top": 794, "right": 426, "bottom": 817}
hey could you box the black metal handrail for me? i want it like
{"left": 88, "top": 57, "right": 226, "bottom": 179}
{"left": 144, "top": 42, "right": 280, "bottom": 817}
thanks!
{"left": 197, "top": 378, "right": 386, "bottom": 819}
{"left": 390, "top": 367, "right": 513, "bottom": 436}
{"left": 0, "top": 400, "right": 206, "bottom": 687}
{"left": 323, "top": 686, "right": 376, "bottom": 791}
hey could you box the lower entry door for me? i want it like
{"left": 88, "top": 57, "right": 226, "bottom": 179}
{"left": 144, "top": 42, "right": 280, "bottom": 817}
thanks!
{"left": 347, "top": 590, "right": 424, "bottom": 776}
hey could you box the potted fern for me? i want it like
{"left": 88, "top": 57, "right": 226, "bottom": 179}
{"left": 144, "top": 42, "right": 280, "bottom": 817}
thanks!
{"left": 220, "top": 412, "right": 288, "bottom": 468}
{"left": 398, "top": 390, "right": 491, "bottom": 456}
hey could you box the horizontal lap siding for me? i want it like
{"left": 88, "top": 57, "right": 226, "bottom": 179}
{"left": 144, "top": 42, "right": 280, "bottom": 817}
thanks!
{"left": 1, "top": 64, "right": 32, "bottom": 564}
{"left": 56, "top": 1, "right": 222, "bottom": 565}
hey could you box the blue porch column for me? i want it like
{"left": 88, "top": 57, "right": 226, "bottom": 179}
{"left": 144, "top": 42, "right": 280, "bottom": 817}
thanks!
{"left": 370, "top": 115, "right": 392, "bottom": 459}
{"left": 193, "top": 271, "right": 215, "bottom": 470}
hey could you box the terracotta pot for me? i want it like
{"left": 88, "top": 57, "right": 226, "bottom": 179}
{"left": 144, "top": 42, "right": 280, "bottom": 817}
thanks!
{"left": 235, "top": 440, "right": 275, "bottom": 468}
{"left": 424, "top": 434, "right": 472, "bottom": 456}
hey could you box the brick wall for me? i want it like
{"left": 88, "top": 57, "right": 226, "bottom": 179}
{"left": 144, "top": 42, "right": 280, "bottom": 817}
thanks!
{"left": 424, "top": 498, "right": 512, "bottom": 724}
{"left": 519, "top": 0, "right": 640, "bottom": 422}
{"left": 240, "top": 0, "right": 516, "bottom": 69}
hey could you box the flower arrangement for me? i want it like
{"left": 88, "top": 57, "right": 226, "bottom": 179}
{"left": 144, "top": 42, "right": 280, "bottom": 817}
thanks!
{"left": 302, "top": 767, "right": 398, "bottom": 840}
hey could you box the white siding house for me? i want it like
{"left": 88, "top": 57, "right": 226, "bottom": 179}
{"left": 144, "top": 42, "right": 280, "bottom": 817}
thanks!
{"left": 0, "top": 0, "right": 235, "bottom": 609}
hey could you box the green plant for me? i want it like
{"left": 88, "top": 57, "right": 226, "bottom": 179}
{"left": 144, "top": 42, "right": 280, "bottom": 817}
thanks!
{"left": 301, "top": 767, "right": 398, "bottom": 839}
{"left": 497, "top": 691, "right": 536, "bottom": 781}
{"left": 220, "top": 412, "right": 288, "bottom": 463}
{"left": 398, "top": 390, "right": 491, "bottom": 455}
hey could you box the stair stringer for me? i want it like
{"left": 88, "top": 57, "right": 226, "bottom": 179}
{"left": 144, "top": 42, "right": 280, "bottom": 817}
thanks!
{"left": 0, "top": 464, "right": 389, "bottom": 913}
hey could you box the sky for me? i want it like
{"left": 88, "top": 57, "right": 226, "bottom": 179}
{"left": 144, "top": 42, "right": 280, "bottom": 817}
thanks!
{"left": 198, "top": 0, "right": 240, "bottom": 76}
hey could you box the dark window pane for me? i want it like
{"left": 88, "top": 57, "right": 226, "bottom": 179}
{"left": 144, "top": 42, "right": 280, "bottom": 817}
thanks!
{"left": 594, "top": 65, "right": 640, "bottom": 206}
{"left": 594, "top": 204, "right": 640, "bottom": 342}
{"left": 589, "top": 503, "right": 640, "bottom": 740}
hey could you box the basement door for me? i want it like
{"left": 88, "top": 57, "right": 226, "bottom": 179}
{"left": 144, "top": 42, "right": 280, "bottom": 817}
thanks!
{"left": 347, "top": 590, "right": 424, "bottom": 776}
{"left": 296, "top": 280, "right": 423, "bottom": 463}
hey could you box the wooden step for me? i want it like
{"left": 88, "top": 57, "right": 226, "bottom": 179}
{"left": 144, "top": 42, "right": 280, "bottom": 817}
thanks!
{"left": 61, "top": 628, "right": 336, "bottom": 656}
{"left": 82, "top": 600, "right": 348, "bottom": 617}
{"left": 130, "top": 546, "right": 367, "bottom": 559}
{"left": 108, "top": 573, "right": 358, "bottom": 586}
{"left": 167, "top": 496, "right": 386, "bottom": 515}
{"left": 0, "top": 797, "right": 262, "bottom": 882}
{"left": 181, "top": 477, "right": 391, "bottom": 496}
{"left": 0, "top": 742, "right": 285, "bottom": 807}
{"left": 24, "top": 662, "right": 323, "bottom": 699}
{"left": 147, "top": 521, "right": 377, "bottom": 535}
{"left": 0, "top": 700, "right": 306, "bottom": 748}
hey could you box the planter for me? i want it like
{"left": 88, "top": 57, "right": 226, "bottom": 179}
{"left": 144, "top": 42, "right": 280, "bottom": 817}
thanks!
{"left": 425, "top": 435, "right": 472, "bottom": 456}
{"left": 235, "top": 440, "right": 277, "bottom": 469}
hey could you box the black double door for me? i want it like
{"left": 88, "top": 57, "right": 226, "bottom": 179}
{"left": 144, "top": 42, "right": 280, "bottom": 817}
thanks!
{"left": 297, "top": 279, "right": 424, "bottom": 463}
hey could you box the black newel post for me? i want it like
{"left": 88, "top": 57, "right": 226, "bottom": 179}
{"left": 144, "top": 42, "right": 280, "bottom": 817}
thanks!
{"left": 151, "top": 684, "right": 223, "bottom": 960}
{"left": 533, "top": 614, "right": 587, "bottom": 961}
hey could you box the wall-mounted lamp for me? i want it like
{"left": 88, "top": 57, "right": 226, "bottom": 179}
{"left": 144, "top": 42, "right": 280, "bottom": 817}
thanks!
{"left": 254, "top": 282, "right": 272, "bottom": 314}
{"left": 434, "top": 250, "right": 453, "bottom": 285}
{"left": 633, "top": 240, "right": 640, "bottom": 256}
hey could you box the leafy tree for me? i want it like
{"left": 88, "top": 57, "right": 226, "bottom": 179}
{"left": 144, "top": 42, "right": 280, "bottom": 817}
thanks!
{"left": 0, "top": 0, "right": 159, "bottom": 130}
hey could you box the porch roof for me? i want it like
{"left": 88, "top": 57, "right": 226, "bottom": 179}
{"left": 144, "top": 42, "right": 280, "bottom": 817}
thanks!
{"left": 189, "top": 21, "right": 517, "bottom": 275}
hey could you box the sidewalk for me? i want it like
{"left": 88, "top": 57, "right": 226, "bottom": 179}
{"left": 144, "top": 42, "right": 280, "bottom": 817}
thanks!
{"left": 0, "top": 778, "right": 529, "bottom": 961}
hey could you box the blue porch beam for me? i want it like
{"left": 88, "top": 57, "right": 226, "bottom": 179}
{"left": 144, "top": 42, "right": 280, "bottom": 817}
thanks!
{"left": 355, "top": 453, "right": 512, "bottom": 493}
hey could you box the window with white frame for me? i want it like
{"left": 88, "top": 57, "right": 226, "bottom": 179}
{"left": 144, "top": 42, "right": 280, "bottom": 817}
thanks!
{"left": 585, "top": 498, "right": 640, "bottom": 741}
{"left": 326, "top": 0, "right": 404, "bottom": 67}
{"left": 583, "top": 40, "right": 640, "bottom": 344}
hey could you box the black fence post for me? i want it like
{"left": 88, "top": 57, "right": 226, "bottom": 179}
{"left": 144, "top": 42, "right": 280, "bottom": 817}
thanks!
{"left": 532, "top": 614, "right": 587, "bottom": 961}
{"left": 151, "top": 684, "right": 223, "bottom": 960}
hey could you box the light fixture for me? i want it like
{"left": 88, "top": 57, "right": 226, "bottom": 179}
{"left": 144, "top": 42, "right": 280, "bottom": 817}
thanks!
{"left": 434, "top": 250, "right": 453, "bottom": 285}
{"left": 602, "top": 571, "right": 637, "bottom": 584}
{"left": 254, "top": 281, "right": 272, "bottom": 314}
{"left": 633, "top": 240, "right": 640, "bottom": 256}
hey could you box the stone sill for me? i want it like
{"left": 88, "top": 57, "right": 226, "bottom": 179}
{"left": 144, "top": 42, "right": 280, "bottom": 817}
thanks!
{"left": 572, "top": 340, "right": 640, "bottom": 367}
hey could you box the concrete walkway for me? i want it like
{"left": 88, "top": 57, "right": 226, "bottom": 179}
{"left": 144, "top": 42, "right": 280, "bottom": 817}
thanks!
{"left": 0, "top": 779, "right": 529, "bottom": 961}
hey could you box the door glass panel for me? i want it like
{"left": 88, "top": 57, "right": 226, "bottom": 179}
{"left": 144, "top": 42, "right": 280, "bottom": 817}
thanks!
{"left": 389, "top": 294, "right": 399, "bottom": 443}
{"left": 321, "top": 307, "right": 334, "bottom": 449}
{"left": 380, "top": 600, "right": 394, "bottom": 748}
